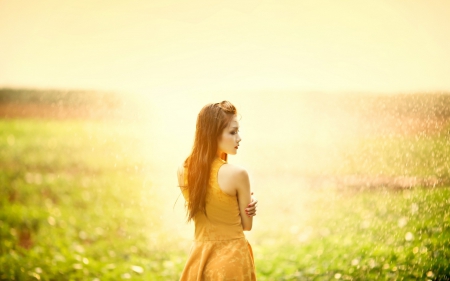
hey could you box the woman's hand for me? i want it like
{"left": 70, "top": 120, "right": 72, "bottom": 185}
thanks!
{"left": 245, "top": 192, "right": 258, "bottom": 217}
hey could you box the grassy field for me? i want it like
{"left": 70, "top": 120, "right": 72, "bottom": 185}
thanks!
{"left": 1, "top": 94, "right": 450, "bottom": 280}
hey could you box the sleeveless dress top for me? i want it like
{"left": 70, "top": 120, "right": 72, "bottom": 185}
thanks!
{"left": 180, "top": 157, "right": 256, "bottom": 281}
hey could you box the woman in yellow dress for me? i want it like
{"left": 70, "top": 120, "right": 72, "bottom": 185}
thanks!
{"left": 177, "top": 101, "right": 258, "bottom": 280}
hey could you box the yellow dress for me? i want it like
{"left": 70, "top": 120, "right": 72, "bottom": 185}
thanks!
{"left": 180, "top": 157, "right": 256, "bottom": 281}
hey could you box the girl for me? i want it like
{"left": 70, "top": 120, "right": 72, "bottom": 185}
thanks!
{"left": 177, "top": 101, "right": 257, "bottom": 280}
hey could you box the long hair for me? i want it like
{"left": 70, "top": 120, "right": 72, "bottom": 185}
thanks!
{"left": 183, "top": 101, "right": 237, "bottom": 222}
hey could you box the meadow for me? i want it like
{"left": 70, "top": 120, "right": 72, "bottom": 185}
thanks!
{"left": 1, "top": 91, "right": 450, "bottom": 280}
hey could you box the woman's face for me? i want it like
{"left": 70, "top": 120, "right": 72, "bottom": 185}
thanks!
{"left": 218, "top": 115, "right": 241, "bottom": 155}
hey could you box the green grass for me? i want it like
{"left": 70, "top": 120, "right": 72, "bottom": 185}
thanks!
{"left": 335, "top": 133, "right": 450, "bottom": 178}
{"left": 0, "top": 119, "right": 183, "bottom": 280}
{"left": 1, "top": 118, "right": 449, "bottom": 280}
{"left": 253, "top": 187, "right": 450, "bottom": 280}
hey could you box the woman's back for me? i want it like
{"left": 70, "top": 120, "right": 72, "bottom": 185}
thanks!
{"left": 181, "top": 157, "right": 245, "bottom": 241}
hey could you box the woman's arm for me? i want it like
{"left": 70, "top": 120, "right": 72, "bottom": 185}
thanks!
{"left": 235, "top": 168, "right": 253, "bottom": 231}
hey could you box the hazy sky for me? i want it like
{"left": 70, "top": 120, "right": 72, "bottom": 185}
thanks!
{"left": 1, "top": 0, "right": 450, "bottom": 94}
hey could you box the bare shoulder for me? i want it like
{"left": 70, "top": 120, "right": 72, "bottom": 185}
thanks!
{"left": 220, "top": 163, "right": 249, "bottom": 181}
{"left": 218, "top": 163, "right": 249, "bottom": 196}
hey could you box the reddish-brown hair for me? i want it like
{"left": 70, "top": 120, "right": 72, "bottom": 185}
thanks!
{"left": 183, "top": 101, "right": 237, "bottom": 222}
